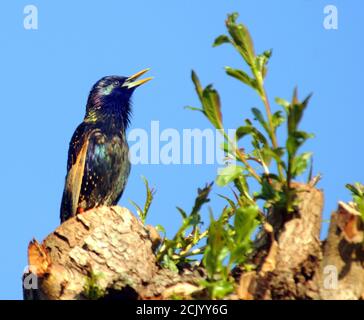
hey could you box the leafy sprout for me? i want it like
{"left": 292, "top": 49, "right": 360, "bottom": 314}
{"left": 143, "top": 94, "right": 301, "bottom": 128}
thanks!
{"left": 185, "top": 12, "right": 315, "bottom": 297}
{"left": 157, "top": 12, "right": 315, "bottom": 299}
{"left": 189, "top": 12, "right": 314, "bottom": 215}
{"left": 83, "top": 271, "right": 105, "bottom": 300}
{"left": 156, "top": 183, "right": 213, "bottom": 271}
{"left": 346, "top": 182, "right": 364, "bottom": 221}
{"left": 129, "top": 176, "right": 155, "bottom": 224}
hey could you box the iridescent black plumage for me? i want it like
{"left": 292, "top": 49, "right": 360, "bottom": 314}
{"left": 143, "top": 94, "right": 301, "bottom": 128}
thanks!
{"left": 60, "top": 71, "right": 152, "bottom": 223}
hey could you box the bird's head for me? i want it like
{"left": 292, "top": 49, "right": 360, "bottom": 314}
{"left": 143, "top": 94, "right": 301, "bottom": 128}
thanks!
{"left": 85, "top": 69, "right": 152, "bottom": 128}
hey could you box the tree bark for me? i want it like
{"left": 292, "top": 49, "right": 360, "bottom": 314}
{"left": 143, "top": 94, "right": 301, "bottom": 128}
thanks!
{"left": 23, "top": 184, "right": 364, "bottom": 300}
{"left": 23, "top": 207, "right": 202, "bottom": 300}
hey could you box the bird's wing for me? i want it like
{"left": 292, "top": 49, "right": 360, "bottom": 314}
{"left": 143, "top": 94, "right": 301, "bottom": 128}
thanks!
{"left": 60, "top": 123, "right": 100, "bottom": 222}
{"left": 80, "top": 131, "right": 130, "bottom": 208}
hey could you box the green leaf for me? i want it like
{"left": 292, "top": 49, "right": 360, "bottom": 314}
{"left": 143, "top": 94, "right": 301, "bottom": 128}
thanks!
{"left": 203, "top": 214, "right": 228, "bottom": 278}
{"left": 255, "top": 49, "right": 272, "bottom": 79}
{"left": 191, "top": 182, "right": 213, "bottom": 216}
{"left": 275, "top": 97, "right": 290, "bottom": 112}
{"left": 155, "top": 224, "right": 166, "bottom": 236}
{"left": 190, "top": 71, "right": 223, "bottom": 129}
{"left": 259, "top": 176, "right": 278, "bottom": 201}
{"left": 236, "top": 125, "right": 253, "bottom": 140}
{"left": 83, "top": 271, "right": 105, "bottom": 300}
{"left": 156, "top": 184, "right": 212, "bottom": 265}
{"left": 251, "top": 107, "right": 270, "bottom": 135}
{"left": 287, "top": 91, "right": 312, "bottom": 135}
{"left": 202, "top": 84, "right": 223, "bottom": 129}
{"left": 217, "top": 194, "right": 237, "bottom": 211}
{"left": 225, "top": 67, "right": 258, "bottom": 91}
{"left": 226, "top": 13, "right": 255, "bottom": 66}
{"left": 233, "top": 175, "right": 251, "bottom": 205}
{"left": 283, "top": 90, "right": 314, "bottom": 212}
{"left": 346, "top": 183, "right": 358, "bottom": 196}
{"left": 176, "top": 207, "right": 187, "bottom": 220}
{"left": 262, "top": 147, "right": 286, "bottom": 171}
{"left": 230, "top": 205, "right": 259, "bottom": 265}
{"left": 213, "top": 280, "right": 234, "bottom": 298}
{"left": 129, "top": 199, "right": 143, "bottom": 220}
{"left": 191, "top": 70, "right": 203, "bottom": 100}
{"left": 142, "top": 176, "right": 155, "bottom": 219}
{"left": 237, "top": 120, "right": 268, "bottom": 146}
{"left": 286, "top": 135, "right": 299, "bottom": 157}
{"left": 354, "top": 195, "right": 364, "bottom": 220}
{"left": 234, "top": 205, "right": 259, "bottom": 243}
{"left": 220, "top": 141, "right": 236, "bottom": 159}
{"left": 296, "top": 131, "right": 314, "bottom": 141}
{"left": 213, "top": 35, "right": 230, "bottom": 47}
{"left": 346, "top": 183, "right": 364, "bottom": 220}
{"left": 201, "top": 279, "right": 234, "bottom": 299}
{"left": 129, "top": 176, "right": 155, "bottom": 224}
{"left": 286, "top": 131, "right": 313, "bottom": 158}
{"left": 184, "top": 105, "right": 204, "bottom": 112}
{"left": 288, "top": 104, "right": 305, "bottom": 135}
{"left": 162, "top": 254, "right": 178, "bottom": 272}
{"left": 346, "top": 183, "right": 364, "bottom": 197}
{"left": 272, "top": 110, "right": 285, "bottom": 130}
{"left": 216, "top": 165, "right": 244, "bottom": 187}
{"left": 227, "top": 12, "right": 239, "bottom": 23}
{"left": 302, "top": 92, "right": 313, "bottom": 108}
{"left": 291, "top": 152, "right": 313, "bottom": 177}
{"left": 258, "top": 145, "right": 276, "bottom": 167}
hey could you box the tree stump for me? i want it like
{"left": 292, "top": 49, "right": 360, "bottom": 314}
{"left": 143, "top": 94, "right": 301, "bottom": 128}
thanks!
{"left": 23, "top": 206, "right": 202, "bottom": 300}
{"left": 22, "top": 185, "right": 364, "bottom": 300}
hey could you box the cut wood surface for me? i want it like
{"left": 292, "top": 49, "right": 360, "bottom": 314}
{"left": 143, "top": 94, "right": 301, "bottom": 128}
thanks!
{"left": 23, "top": 184, "right": 364, "bottom": 300}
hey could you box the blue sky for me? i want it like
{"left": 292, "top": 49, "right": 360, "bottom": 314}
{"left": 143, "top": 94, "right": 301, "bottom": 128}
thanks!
{"left": 0, "top": 0, "right": 363, "bottom": 299}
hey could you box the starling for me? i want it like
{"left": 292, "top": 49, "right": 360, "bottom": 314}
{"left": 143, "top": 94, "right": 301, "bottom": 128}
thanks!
{"left": 60, "top": 69, "right": 152, "bottom": 223}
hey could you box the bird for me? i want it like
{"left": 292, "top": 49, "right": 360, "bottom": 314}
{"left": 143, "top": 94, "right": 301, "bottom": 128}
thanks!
{"left": 60, "top": 69, "right": 152, "bottom": 223}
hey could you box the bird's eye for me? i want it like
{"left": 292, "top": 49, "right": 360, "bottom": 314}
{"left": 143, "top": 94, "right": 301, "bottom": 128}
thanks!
{"left": 113, "top": 80, "right": 120, "bottom": 86}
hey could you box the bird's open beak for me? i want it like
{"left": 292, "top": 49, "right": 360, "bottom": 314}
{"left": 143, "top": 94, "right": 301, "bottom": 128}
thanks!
{"left": 123, "top": 68, "right": 153, "bottom": 89}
